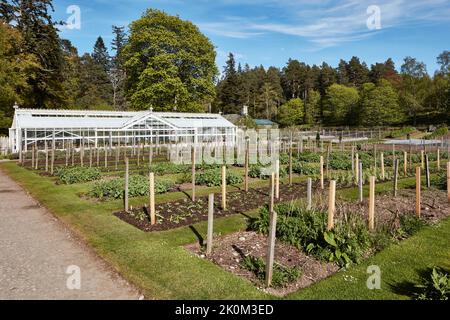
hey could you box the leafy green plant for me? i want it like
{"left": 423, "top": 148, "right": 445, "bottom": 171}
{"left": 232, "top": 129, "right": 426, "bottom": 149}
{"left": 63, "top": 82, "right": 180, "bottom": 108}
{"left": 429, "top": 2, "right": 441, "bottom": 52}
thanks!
{"left": 398, "top": 214, "right": 426, "bottom": 237}
{"left": 148, "top": 162, "right": 190, "bottom": 175}
{"left": 56, "top": 166, "right": 101, "bottom": 184}
{"left": 292, "top": 161, "right": 319, "bottom": 175}
{"left": 241, "top": 255, "right": 301, "bottom": 288}
{"left": 424, "top": 125, "right": 448, "bottom": 140}
{"left": 433, "top": 172, "right": 447, "bottom": 190}
{"left": 415, "top": 267, "right": 450, "bottom": 300}
{"left": 89, "top": 175, "right": 173, "bottom": 199}
{"left": 196, "top": 169, "right": 243, "bottom": 186}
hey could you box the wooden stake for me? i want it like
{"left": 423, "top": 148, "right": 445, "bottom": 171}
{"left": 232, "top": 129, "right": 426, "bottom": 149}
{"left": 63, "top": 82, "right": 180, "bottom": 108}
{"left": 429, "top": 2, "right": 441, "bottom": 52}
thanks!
{"left": 358, "top": 162, "right": 363, "bottom": 202}
{"left": 45, "top": 142, "right": 49, "bottom": 172}
{"left": 355, "top": 153, "right": 359, "bottom": 185}
{"left": 306, "top": 177, "right": 312, "bottom": 210}
{"left": 149, "top": 172, "right": 156, "bottom": 225}
{"left": 265, "top": 173, "right": 277, "bottom": 287}
{"left": 275, "top": 159, "right": 280, "bottom": 199}
{"left": 404, "top": 151, "right": 407, "bottom": 176}
{"left": 89, "top": 146, "right": 92, "bottom": 168}
{"left": 31, "top": 146, "right": 35, "bottom": 169}
{"left": 104, "top": 147, "right": 108, "bottom": 168}
{"left": 416, "top": 167, "right": 421, "bottom": 217}
{"left": 327, "top": 180, "right": 336, "bottom": 231}
{"left": 425, "top": 154, "right": 430, "bottom": 188}
{"left": 206, "top": 193, "right": 214, "bottom": 255}
{"left": 221, "top": 166, "right": 226, "bottom": 210}
{"left": 437, "top": 149, "right": 440, "bottom": 171}
{"left": 124, "top": 157, "right": 129, "bottom": 212}
{"left": 381, "top": 153, "right": 385, "bottom": 180}
{"left": 191, "top": 145, "right": 196, "bottom": 201}
{"left": 421, "top": 150, "right": 424, "bottom": 169}
{"left": 289, "top": 134, "right": 293, "bottom": 186}
{"left": 447, "top": 162, "right": 450, "bottom": 203}
{"left": 369, "top": 176, "right": 375, "bottom": 231}
{"left": 244, "top": 138, "right": 249, "bottom": 192}
{"left": 394, "top": 159, "right": 399, "bottom": 197}
{"left": 320, "top": 156, "right": 324, "bottom": 190}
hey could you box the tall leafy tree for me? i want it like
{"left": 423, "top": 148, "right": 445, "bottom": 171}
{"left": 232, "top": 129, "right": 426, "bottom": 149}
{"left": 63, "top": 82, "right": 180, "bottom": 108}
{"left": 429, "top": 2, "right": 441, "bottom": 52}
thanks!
{"left": 436, "top": 51, "right": 450, "bottom": 76}
{"left": 122, "top": 9, "right": 217, "bottom": 111}
{"left": 110, "top": 26, "right": 127, "bottom": 110}
{"left": 277, "top": 98, "right": 304, "bottom": 127}
{"left": 324, "top": 84, "right": 359, "bottom": 125}
{"left": 1, "top": 0, "right": 66, "bottom": 108}
{"left": 347, "top": 56, "right": 369, "bottom": 87}
{"left": 360, "top": 80, "right": 404, "bottom": 126}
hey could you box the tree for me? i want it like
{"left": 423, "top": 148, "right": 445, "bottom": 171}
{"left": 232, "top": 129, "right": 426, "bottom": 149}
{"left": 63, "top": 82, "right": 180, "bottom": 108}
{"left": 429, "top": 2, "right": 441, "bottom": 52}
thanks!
{"left": 92, "top": 37, "right": 111, "bottom": 73}
{"left": 304, "top": 89, "right": 321, "bottom": 124}
{"left": 360, "top": 80, "right": 404, "bottom": 126}
{"left": 436, "top": 51, "right": 450, "bottom": 76}
{"left": 0, "top": 23, "right": 37, "bottom": 126}
{"left": 347, "top": 56, "right": 369, "bottom": 87}
{"left": 110, "top": 26, "right": 127, "bottom": 110}
{"left": 324, "top": 84, "right": 359, "bottom": 124}
{"left": 277, "top": 98, "right": 304, "bottom": 127}
{"left": 122, "top": 9, "right": 217, "bottom": 111}
{"left": 216, "top": 53, "right": 244, "bottom": 114}
{"left": 1, "top": 0, "right": 66, "bottom": 108}
{"left": 258, "top": 82, "right": 280, "bottom": 119}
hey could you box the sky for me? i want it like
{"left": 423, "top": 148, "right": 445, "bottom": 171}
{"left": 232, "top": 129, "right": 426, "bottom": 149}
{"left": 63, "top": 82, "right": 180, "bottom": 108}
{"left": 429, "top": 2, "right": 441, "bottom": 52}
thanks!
{"left": 53, "top": 0, "right": 450, "bottom": 74}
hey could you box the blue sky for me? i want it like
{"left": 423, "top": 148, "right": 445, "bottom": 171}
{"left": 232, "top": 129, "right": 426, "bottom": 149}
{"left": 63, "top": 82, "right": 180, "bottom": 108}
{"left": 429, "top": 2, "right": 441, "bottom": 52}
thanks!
{"left": 54, "top": 0, "right": 450, "bottom": 74}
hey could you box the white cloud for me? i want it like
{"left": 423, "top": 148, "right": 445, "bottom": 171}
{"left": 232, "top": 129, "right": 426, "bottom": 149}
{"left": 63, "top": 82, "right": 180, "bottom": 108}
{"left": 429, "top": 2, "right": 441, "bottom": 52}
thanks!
{"left": 200, "top": 0, "right": 450, "bottom": 49}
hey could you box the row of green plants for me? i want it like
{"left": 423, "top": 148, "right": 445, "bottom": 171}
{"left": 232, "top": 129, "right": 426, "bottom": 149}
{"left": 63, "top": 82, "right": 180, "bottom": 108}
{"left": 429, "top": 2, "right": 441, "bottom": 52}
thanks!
{"left": 89, "top": 175, "right": 174, "bottom": 199}
{"left": 249, "top": 203, "right": 426, "bottom": 268}
{"left": 55, "top": 166, "right": 102, "bottom": 184}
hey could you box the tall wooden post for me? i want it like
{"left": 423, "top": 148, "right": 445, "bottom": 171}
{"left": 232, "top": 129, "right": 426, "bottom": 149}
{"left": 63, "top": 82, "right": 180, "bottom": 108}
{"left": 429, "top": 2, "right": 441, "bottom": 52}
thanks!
{"left": 124, "top": 158, "right": 129, "bottom": 212}
{"left": 437, "top": 149, "right": 440, "bottom": 171}
{"left": 425, "top": 154, "right": 430, "bottom": 188}
{"left": 306, "top": 178, "right": 312, "bottom": 210}
{"left": 358, "top": 162, "right": 363, "bottom": 202}
{"left": 265, "top": 173, "right": 277, "bottom": 287}
{"left": 381, "top": 153, "right": 385, "bottom": 180}
{"left": 275, "top": 159, "right": 280, "bottom": 199}
{"left": 206, "top": 193, "right": 214, "bottom": 255}
{"left": 289, "top": 134, "right": 293, "bottom": 186}
{"left": 447, "top": 162, "right": 450, "bottom": 203}
{"left": 368, "top": 176, "right": 375, "bottom": 231}
{"left": 320, "top": 156, "right": 324, "bottom": 190}
{"left": 137, "top": 143, "right": 141, "bottom": 167}
{"left": 89, "top": 146, "right": 92, "bottom": 168}
{"left": 149, "top": 172, "right": 156, "bottom": 225}
{"left": 403, "top": 151, "right": 408, "bottom": 176}
{"left": 244, "top": 137, "right": 249, "bottom": 192}
{"left": 416, "top": 167, "right": 421, "bottom": 217}
{"left": 191, "top": 145, "right": 196, "bottom": 201}
{"left": 327, "top": 180, "right": 336, "bottom": 231}
{"left": 221, "top": 166, "right": 227, "bottom": 210}
{"left": 31, "top": 146, "right": 35, "bottom": 169}
{"left": 104, "top": 147, "right": 108, "bottom": 168}
{"left": 45, "top": 142, "right": 49, "bottom": 172}
{"left": 65, "top": 147, "right": 69, "bottom": 167}
{"left": 394, "top": 159, "right": 399, "bottom": 197}
{"left": 421, "top": 150, "right": 425, "bottom": 169}
{"left": 355, "top": 153, "right": 359, "bottom": 185}
{"left": 51, "top": 137, "right": 55, "bottom": 175}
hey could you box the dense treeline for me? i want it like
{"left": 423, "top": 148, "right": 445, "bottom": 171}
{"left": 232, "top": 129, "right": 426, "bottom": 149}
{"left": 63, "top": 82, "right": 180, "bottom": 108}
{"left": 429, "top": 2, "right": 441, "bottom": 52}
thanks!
{"left": 0, "top": 0, "right": 448, "bottom": 131}
{"left": 214, "top": 53, "right": 450, "bottom": 127}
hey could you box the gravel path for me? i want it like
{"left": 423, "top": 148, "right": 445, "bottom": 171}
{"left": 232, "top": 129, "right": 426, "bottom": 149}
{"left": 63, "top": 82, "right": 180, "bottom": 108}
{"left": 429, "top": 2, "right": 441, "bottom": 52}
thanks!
{"left": 0, "top": 168, "right": 141, "bottom": 300}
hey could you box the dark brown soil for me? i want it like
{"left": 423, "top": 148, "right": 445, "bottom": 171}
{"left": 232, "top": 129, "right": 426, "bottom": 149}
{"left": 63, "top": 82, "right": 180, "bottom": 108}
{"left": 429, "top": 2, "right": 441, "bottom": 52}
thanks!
{"left": 114, "top": 182, "right": 313, "bottom": 232}
{"left": 185, "top": 231, "right": 338, "bottom": 296}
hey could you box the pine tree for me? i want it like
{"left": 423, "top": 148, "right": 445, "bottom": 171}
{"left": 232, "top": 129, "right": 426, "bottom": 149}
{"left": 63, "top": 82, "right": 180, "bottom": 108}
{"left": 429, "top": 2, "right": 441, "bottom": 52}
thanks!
{"left": 93, "top": 36, "right": 111, "bottom": 73}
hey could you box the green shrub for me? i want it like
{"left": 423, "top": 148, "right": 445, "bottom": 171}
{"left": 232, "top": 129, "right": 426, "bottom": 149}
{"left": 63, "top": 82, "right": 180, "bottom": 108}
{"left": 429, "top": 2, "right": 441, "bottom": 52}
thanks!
{"left": 249, "top": 204, "right": 371, "bottom": 267}
{"left": 387, "top": 127, "right": 416, "bottom": 138}
{"left": 241, "top": 255, "right": 301, "bottom": 288}
{"left": 196, "top": 169, "right": 243, "bottom": 186}
{"left": 398, "top": 214, "right": 426, "bottom": 237}
{"left": 433, "top": 172, "right": 447, "bottom": 190}
{"left": 56, "top": 166, "right": 101, "bottom": 184}
{"left": 415, "top": 267, "right": 450, "bottom": 300}
{"left": 297, "top": 152, "right": 321, "bottom": 162}
{"left": 148, "top": 162, "right": 190, "bottom": 175}
{"left": 89, "top": 175, "right": 173, "bottom": 199}
{"left": 292, "top": 161, "right": 319, "bottom": 175}
{"left": 424, "top": 125, "right": 448, "bottom": 140}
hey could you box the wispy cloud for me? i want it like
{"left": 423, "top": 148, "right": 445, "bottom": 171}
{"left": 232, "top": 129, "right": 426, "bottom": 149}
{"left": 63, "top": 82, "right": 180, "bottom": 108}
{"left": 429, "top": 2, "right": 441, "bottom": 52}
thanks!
{"left": 199, "top": 0, "right": 450, "bottom": 49}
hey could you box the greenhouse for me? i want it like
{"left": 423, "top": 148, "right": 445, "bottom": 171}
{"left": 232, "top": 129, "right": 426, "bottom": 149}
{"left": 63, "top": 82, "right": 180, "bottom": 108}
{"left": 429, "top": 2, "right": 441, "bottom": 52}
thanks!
{"left": 8, "top": 107, "right": 237, "bottom": 153}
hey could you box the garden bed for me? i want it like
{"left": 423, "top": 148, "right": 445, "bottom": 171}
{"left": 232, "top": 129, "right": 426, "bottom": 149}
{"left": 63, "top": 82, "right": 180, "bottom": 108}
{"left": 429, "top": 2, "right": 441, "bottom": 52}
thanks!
{"left": 114, "top": 182, "right": 311, "bottom": 232}
{"left": 185, "top": 231, "right": 338, "bottom": 296}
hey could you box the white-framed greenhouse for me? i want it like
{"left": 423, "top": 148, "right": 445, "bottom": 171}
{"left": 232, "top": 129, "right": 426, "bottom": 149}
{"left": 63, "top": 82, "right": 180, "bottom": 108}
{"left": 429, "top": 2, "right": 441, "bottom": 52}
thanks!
{"left": 8, "top": 108, "right": 237, "bottom": 153}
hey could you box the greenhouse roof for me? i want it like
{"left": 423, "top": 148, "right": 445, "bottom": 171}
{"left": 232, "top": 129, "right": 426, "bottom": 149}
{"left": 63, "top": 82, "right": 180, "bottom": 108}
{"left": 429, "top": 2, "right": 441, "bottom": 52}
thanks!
{"left": 11, "top": 109, "right": 235, "bottom": 130}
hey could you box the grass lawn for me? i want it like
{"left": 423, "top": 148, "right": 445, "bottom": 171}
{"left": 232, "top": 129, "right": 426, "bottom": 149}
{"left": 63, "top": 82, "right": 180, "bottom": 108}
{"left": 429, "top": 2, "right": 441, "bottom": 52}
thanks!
{"left": 1, "top": 161, "right": 449, "bottom": 300}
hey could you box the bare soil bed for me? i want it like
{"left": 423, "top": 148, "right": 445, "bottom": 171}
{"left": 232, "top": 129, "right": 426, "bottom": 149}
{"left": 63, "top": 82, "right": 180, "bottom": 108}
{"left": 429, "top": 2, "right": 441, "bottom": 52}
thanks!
{"left": 185, "top": 231, "right": 339, "bottom": 296}
{"left": 114, "top": 182, "right": 312, "bottom": 232}
{"left": 185, "top": 189, "right": 449, "bottom": 296}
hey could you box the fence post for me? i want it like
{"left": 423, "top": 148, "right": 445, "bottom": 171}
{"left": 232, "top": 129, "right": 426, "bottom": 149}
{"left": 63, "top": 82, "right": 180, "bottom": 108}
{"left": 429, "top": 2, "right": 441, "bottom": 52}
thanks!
{"left": 447, "top": 162, "right": 450, "bottom": 203}
{"left": 355, "top": 153, "right": 359, "bottom": 185}
{"left": 265, "top": 172, "right": 277, "bottom": 287}
{"left": 358, "top": 162, "right": 363, "bottom": 202}
{"left": 245, "top": 137, "right": 249, "bottom": 192}
{"left": 124, "top": 157, "right": 129, "bottom": 212}
{"left": 381, "top": 153, "right": 385, "bottom": 180}
{"left": 221, "top": 166, "right": 227, "bottom": 210}
{"left": 404, "top": 151, "right": 407, "bottom": 176}
{"left": 369, "top": 176, "right": 375, "bottom": 231}
{"left": 206, "top": 193, "right": 214, "bottom": 255}
{"left": 320, "top": 156, "right": 324, "bottom": 190}
{"left": 437, "top": 149, "right": 440, "bottom": 171}
{"left": 421, "top": 150, "right": 424, "bottom": 169}
{"left": 425, "top": 154, "right": 430, "bottom": 188}
{"left": 289, "top": 133, "right": 293, "bottom": 186}
{"left": 327, "top": 180, "right": 336, "bottom": 231}
{"left": 45, "top": 142, "right": 49, "bottom": 172}
{"left": 307, "top": 177, "right": 312, "bottom": 210}
{"left": 275, "top": 159, "right": 280, "bottom": 199}
{"left": 149, "top": 172, "right": 156, "bottom": 225}
{"left": 191, "top": 145, "right": 196, "bottom": 201}
{"left": 416, "top": 167, "right": 421, "bottom": 217}
{"left": 394, "top": 159, "right": 399, "bottom": 197}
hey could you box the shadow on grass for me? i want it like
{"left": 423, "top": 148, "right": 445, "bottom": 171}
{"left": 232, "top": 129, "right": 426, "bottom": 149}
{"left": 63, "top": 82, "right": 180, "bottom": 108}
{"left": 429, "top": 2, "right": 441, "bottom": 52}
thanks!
{"left": 189, "top": 225, "right": 204, "bottom": 247}
{"left": 388, "top": 266, "right": 450, "bottom": 299}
